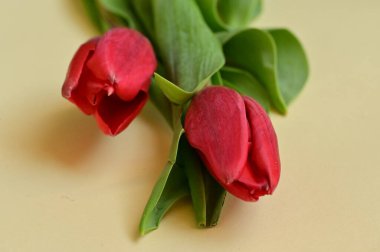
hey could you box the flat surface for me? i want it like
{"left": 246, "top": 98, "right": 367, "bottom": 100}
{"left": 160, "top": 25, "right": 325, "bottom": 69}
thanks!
{"left": 0, "top": 1, "right": 379, "bottom": 251}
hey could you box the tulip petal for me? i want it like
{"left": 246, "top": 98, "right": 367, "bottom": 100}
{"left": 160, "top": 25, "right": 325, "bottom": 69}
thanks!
{"left": 225, "top": 162, "right": 270, "bottom": 201}
{"left": 86, "top": 28, "right": 157, "bottom": 101}
{"left": 62, "top": 38, "right": 99, "bottom": 114}
{"left": 243, "top": 96, "right": 281, "bottom": 193}
{"left": 185, "top": 87, "right": 249, "bottom": 184}
{"left": 66, "top": 68, "right": 100, "bottom": 115}
{"left": 94, "top": 91, "right": 148, "bottom": 135}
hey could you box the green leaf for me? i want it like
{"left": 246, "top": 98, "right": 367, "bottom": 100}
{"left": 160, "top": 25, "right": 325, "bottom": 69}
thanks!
{"left": 218, "top": 0, "right": 262, "bottom": 28}
{"left": 154, "top": 73, "right": 195, "bottom": 105}
{"left": 223, "top": 28, "right": 287, "bottom": 114}
{"left": 139, "top": 162, "right": 188, "bottom": 235}
{"left": 203, "top": 170, "right": 226, "bottom": 227}
{"left": 139, "top": 123, "right": 227, "bottom": 234}
{"left": 220, "top": 67, "right": 271, "bottom": 111}
{"left": 211, "top": 71, "right": 224, "bottom": 85}
{"left": 130, "top": 0, "right": 155, "bottom": 38}
{"left": 148, "top": 78, "right": 173, "bottom": 127}
{"left": 139, "top": 124, "right": 187, "bottom": 235}
{"left": 180, "top": 137, "right": 227, "bottom": 227}
{"left": 82, "top": 0, "right": 109, "bottom": 33}
{"left": 250, "top": 0, "right": 263, "bottom": 21}
{"left": 179, "top": 138, "right": 206, "bottom": 227}
{"left": 98, "top": 0, "right": 140, "bottom": 29}
{"left": 223, "top": 28, "right": 309, "bottom": 114}
{"left": 267, "top": 29, "right": 309, "bottom": 105}
{"left": 153, "top": 0, "right": 225, "bottom": 92}
{"left": 195, "top": 0, "right": 262, "bottom": 31}
{"left": 216, "top": 30, "right": 241, "bottom": 44}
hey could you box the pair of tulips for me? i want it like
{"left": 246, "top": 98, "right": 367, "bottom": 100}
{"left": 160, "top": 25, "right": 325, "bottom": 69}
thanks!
{"left": 62, "top": 28, "right": 280, "bottom": 201}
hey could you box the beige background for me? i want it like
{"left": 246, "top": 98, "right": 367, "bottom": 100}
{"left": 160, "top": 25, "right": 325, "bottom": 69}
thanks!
{"left": 1, "top": 0, "right": 379, "bottom": 251}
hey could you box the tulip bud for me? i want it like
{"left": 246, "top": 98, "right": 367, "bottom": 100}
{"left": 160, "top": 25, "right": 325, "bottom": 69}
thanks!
{"left": 62, "top": 28, "right": 157, "bottom": 135}
{"left": 184, "top": 86, "right": 280, "bottom": 201}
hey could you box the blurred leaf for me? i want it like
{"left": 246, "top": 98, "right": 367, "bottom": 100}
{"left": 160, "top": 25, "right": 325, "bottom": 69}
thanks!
{"left": 153, "top": 0, "right": 225, "bottom": 92}
{"left": 220, "top": 67, "right": 271, "bottom": 111}
{"left": 267, "top": 29, "right": 309, "bottom": 105}
{"left": 195, "top": 0, "right": 262, "bottom": 31}
{"left": 250, "top": 0, "right": 263, "bottom": 21}
{"left": 130, "top": 0, "right": 155, "bottom": 38}
{"left": 216, "top": 30, "right": 240, "bottom": 44}
{"left": 82, "top": 0, "right": 109, "bottom": 33}
{"left": 218, "top": 0, "right": 262, "bottom": 28}
{"left": 98, "top": 0, "right": 140, "bottom": 29}
{"left": 211, "top": 71, "right": 224, "bottom": 85}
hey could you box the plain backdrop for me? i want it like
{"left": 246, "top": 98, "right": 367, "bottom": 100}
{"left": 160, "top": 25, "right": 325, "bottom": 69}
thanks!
{"left": 0, "top": 0, "right": 379, "bottom": 251}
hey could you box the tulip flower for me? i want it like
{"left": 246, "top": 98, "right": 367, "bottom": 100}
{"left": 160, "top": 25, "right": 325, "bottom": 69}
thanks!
{"left": 62, "top": 28, "right": 157, "bottom": 135}
{"left": 184, "top": 86, "right": 280, "bottom": 201}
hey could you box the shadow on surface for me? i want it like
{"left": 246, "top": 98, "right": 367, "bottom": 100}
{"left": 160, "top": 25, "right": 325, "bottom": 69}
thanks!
{"left": 32, "top": 108, "right": 101, "bottom": 168}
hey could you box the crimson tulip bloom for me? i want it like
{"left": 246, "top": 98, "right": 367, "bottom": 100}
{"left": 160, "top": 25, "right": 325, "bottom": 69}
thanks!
{"left": 62, "top": 28, "right": 157, "bottom": 135}
{"left": 184, "top": 86, "right": 280, "bottom": 201}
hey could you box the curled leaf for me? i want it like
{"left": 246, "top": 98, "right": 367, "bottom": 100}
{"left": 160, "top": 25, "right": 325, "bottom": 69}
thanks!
{"left": 267, "top": 29, "right": 309, "bottom": 105}
{"left": 195, "top": 0, "right": 262, "bottom": 31}
{"left": 223, "top": 28, "right": 287, "bottom": 114}
{"left": 223, "top": 28, "right": 309, "bottom": 114}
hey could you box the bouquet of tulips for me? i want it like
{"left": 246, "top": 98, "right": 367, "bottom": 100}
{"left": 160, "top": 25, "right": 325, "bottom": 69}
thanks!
{"left": 61, "top": 0, "right": 308, "bottom": 235}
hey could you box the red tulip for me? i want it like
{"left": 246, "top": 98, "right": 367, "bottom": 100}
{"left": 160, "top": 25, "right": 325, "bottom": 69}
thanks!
{"left": 184, "top": 86, "right": 280, "bottom": 201}
{"left": 62, "top": 28, "right": 157, "bottom": 135}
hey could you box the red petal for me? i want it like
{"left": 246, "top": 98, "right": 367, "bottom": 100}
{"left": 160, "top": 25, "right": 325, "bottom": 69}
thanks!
{"left": 225, "top": 161, "right": 271, "bottom": 201}
{"left": 185, "top": 87, "right": 249, "bottom": 184}
{"left": 94, "top": 91, "right": 148, "bottom": 136}
{"left": 243, "top": 96, "right": 281, "bottom": 194}
{"left": 61, "top": 38, "right": 99, "bottom": 114}
{"left": 68, "top": 68, "right": 107, "bottom": 115}
{"left": 86, "top": 28, "right": 157, "bottom": 101}
{"left": 62, "top": 38, "right": 98, "bottom": 99}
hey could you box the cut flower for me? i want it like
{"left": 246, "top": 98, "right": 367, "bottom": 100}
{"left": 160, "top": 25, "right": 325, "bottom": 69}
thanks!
{"left": 184, "top": 86, "right": 281, "bottom": 201}
{"left": 62, "top": 28, "right": 157, "bottom": 135}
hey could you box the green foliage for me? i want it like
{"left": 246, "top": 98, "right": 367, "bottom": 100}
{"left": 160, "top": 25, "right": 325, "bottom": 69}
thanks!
{"left": 268, "top": 29, "right": 309, "bottom": 105}
{"left": 180, "top": 138, "right": 226, "bottom": 227}
{"left": 140, "top": 124, "right": 226, "bottom": 235}
{"left": 80, "top": 0, "right": 309, "bottom": 235}
{"left": 223, "top": 28, "right": 308, "bottom": 114}
{"left": 153, "top": 0, "right": 225, "bottom": 93}
{"left": 82, "top": 0, "right": 109, "bottom": 33}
